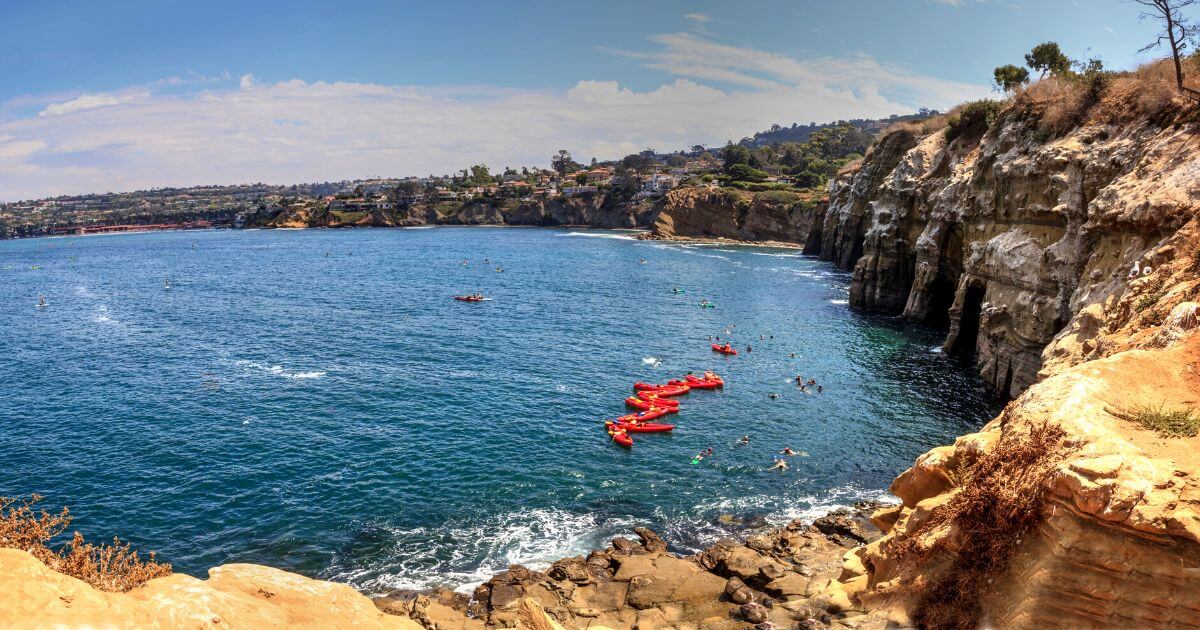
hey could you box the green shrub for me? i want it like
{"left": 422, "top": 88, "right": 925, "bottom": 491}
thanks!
{"left": 727, "top": 163, "right": 769, "bottom": 183}
{"left": 1108, "top": 403, "right": 1200, "bottom": 438}
{"left": 753, "top": 190, "right": 801, "bottom": 204}
{"left": 944, "top": 100, "right": 1005, "bottom": 142}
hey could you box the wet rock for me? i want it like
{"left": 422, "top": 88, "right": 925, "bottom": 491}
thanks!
{"left": 810, "top": 508, "right": 882, "bottom": 546}
{"left": 611, "top": 537, "right": 638, "bottom": 554}
{"left": 634, "top": 527, "right": 668, "bottom": 553}
{"left": 547, "top": 556, "right": 590, "bottom": 584}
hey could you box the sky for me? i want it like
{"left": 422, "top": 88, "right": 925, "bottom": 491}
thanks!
{"left": 0, "top": 0, "right": 1176, "bottom": 201}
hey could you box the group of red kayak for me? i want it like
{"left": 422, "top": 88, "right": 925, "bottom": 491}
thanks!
{"left": 605, "top": 371, "right": 724, "bottom": 448}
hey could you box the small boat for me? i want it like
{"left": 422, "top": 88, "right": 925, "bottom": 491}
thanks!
{"left": 453, "top": 295, "right": 486, "bottom": 302}
{"left": 711, "top": 344, "right": 738, "bottom": 355}
{"left": 636, "top": 391, "right": 680, "bottom": 407}
{"left": 606, "top": 420, "right": 675, "bottom": 433}
{"left": 641, "top": 383, "right": 689, "bottom": 397}
{"left": 699, "top": 301, "right": 715, "bottom": 309}
{"left": 688, "top": 373, "right": 725, "bottom": 387}
{"left": 670, "top": 377, "right": 722, "bottom": 389}
{"left": 633, "top": 382, "right": 666, "bottom": 391}
{"left": 607, "top": 427, "right": 633, "bottom": 448}
{"left": 624, "top": 398, "right": 679, "bottom": 413}
{"left": 614, "top": 407, "right": 673, "bottom": 423}
{"left": 672, "top": 288, "right": 685, "bottom": 294}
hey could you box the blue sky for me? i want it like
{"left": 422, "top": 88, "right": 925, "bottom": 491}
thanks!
{"left": 0, "top": 0, "right": 1176, "bottom": 200}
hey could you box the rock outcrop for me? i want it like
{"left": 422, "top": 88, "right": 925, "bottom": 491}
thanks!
{"left": 449, "top": 509, "right": 890, "bottom": 629}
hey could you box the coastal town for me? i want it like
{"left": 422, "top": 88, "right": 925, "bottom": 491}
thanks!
{"left": 0, "top": 115, "right": 914, "bottom": 238}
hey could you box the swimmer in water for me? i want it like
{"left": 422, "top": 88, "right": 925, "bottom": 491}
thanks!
{"left": 770, "top": 458, "right": 788, "bottom": 471}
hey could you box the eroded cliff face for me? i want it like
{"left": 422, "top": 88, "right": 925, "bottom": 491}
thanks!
{"left": 655, "top": 112, "right": 1198, "bottom": 401}
{"left": 651, "top": 187, "right": 823, "bottom": 245}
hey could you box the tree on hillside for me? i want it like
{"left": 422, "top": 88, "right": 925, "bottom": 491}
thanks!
{"left": 993, "top": 64, "right": 1031, "bottom": 92}
{"left": 469, "top": 164, "right": 493, "bottom": 186}
{"left": 722, "top": 143, "right": 753, "bottom": 171}
{"left": 621, "top": 153, "right": 654, "bottom": 174}
{"left": 1133, "top": 0, "right": 1199, "bottom": 97}
{"left": 551, "top": 150, "right": 576, "bottom": 177}
{"left": 1025, "top": 42, "right": 1073, "bottom": 78}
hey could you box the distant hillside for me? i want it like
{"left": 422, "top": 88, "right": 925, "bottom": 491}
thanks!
{"left": 737, "top": 109, "right": 940, "bottom": 147}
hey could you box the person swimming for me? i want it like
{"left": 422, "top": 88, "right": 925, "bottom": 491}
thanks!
{"left": 737, "top": 435, "right": 750, "bottom": 446}
{"left": 781, "top": 447, "right": 797, "bottom": 456}
{"left": 817, "top": 385, "right": 823, "bottom": 393}
{"left": 770, "top": 458, "right": 788, "bottom": 471}
{"left": 768, "top": 393, "right": 779, "bottom": 399}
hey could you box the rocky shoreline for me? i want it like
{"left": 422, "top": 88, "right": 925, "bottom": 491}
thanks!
{"left": 372, "top": 502, "right": 892, "bottom": 629}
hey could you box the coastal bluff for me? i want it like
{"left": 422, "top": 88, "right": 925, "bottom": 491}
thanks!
{"left": 652, "top": 97, "right": 1200, "bottom": 626}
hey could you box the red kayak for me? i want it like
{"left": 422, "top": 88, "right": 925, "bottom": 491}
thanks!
{"left": 689, "top": 373, "right": 724, "bottom": 386}
{"left": 607, "top": 427, "right": 633, "bottom": 448}
{"left": 453, "top": 295, "right": 485, "bottom": 302}
{"left": 641, "top": 384, "right": 689, "bottom": 397}
{"left": 711, "top": 344, "right": 738, "bottom": 355}
{"left": 606, "top": 420, "right": 675, "bottom": 433}
{"left": 670, "top": 378, "right": 721, "bottom": 389}
{"left": 636, "top": 391, "right": 680, "bottom": 407}
{"left": 615, "top": 407, "right": 673, "bottom": 423}
{"left": 624, "top": 398, "right": 679, "bottom": 413}
{"left": 633, "top": 382, "right": 667, "bottom": 391}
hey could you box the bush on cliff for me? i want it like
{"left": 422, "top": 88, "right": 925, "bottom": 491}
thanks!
{"left": 890, "top": 419, "right": 1070, "bottom": 629}
{"left": 726, "top": 163, "right": 769, "bottom": 182}
{"left": 752, "top": 190, "right": 802, "bottom": 205}
{"left": 943, "top": 99, "right": 1005, "bottom": 142}
{"left": 0, "top": 494, "right": 171, "bottom": 591}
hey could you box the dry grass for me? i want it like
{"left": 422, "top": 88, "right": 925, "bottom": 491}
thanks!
{"left": 882, "top": 110, "right": 955, "bottom": 138}
{"left": 890, "top": 419, "right": 1068, "bottom": 629}
{"left": 836, "top": 157, "right": 864, "bottom": 176}
{"left": 1018, "top": 57, "right": 1200, "bottom": 138}
{"left": 0, "top": 495, "right": 171, "bottom": 591}
{"left": 1108, "top": 403, "right": 1200, "bottom": 438}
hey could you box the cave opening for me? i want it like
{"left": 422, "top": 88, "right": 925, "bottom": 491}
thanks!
{"left": 951, "top": 283, "right": 986, "bottom": 356}
{"left": 925, "top": 273, "right": 957, "bottom": 328}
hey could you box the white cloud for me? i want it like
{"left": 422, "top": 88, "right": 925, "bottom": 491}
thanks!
{"left": 684, "top": 13, "right": 712, "bottom": 23}
{"left": 38, "top": 92, "right": 143, "bottom": 118}
{"left": 0, "top": 34, "right": 990, "bottom": 201}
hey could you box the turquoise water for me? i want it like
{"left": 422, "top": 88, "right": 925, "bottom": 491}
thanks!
{"left": 0, "top": 227, "right": 999, "bottom": 592}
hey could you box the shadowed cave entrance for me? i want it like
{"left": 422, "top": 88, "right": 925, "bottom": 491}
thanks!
{"left": 950, "top": 283, "right": 986, "bottom": 356}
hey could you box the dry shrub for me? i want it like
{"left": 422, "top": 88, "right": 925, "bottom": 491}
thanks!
{"left": 883, "top": 111, "right": 954, "bottom": 138}
{"left": 889, "top": 421, "right": 1068, "bottom": 629}
{"left": 836, "top": 157, "right": 864, "bottom": 176}
{"left": 1019, "top": 57, "right": 1198, "bottom": 138}
{"left": 0, "top": 494, "right": 171, "bottom": 591}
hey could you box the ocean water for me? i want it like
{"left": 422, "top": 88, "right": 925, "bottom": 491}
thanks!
{"left": 0, "top": 227, "right": 1000, "bottom": 592}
